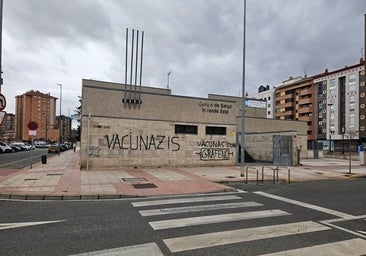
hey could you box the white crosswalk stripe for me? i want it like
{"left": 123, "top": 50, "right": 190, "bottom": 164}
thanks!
{"left": 131, "top": 195, "right": 242, "bottom": 207}
{"left": 258, "top": 238, "right": 366, "bottom": 256}
{"left": 138, "top": 201, "right": 262, "bottom": 216}
{"left": 149, "top": 209, "right": 290, "bottom": 230}
{"left": 70, "top": 242, "right": 164, "bottom": 256}
{"left": 163, "top": 221, "right": 330, "bottom": 253}
{"left": 130, "top": 193, "right": 366, "bottom": 255}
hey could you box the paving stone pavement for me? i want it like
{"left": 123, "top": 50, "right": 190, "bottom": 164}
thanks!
{"left": 0, "top": 149, "right": 365, "bottom": 200}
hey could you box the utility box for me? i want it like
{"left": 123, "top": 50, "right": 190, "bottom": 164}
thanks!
{"left": 41, "top": 155, "right": 47, "bottom": 164}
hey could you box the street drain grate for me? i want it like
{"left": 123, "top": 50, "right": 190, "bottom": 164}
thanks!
{"left": 132, "top": 183, "right": 157, "bottom": 189}
{"left": 47, "top": 173, "right": 63, "bottom": 176}
{"left": 225, "top": 176, "right": 236, "bottom": 178}
{"left": 24, "top": 178, "right": 38, "bottom": 181}
{"left": 122, "top": 177, "right": 148, "bottom": 182}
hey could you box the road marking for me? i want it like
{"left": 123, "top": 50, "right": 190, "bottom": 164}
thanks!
{"left": 139, "top": 201, "right": 263, "bottom": 216}
{"left": 258, "top": 238, "right": 366, "bottom": 256}
{"left": 0, "top": 220, "right": 65, "bottom": 230}
{"left": 255, "top": 191, "right": 354, "bottom": 218}
{"left": 149, "top": 209, "right": 290, "bottom": 230}
{"left": 131, "top": 195, "right": 242, "bottom": 207}
{"left": 70, "top": 242, "right": 164, "bottom": 256}
{"left": 164, "top": 221, "right": 329, "bottom": 253}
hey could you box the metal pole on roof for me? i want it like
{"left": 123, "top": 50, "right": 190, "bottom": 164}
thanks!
{"left": 240, "top": 0, "right": 246, "bottom": 173}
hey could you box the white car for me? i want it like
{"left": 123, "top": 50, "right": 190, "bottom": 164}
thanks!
{"left": 0, "top": 142, "right": 13, "bottom": 153}
{"left": 11, "top": 142, "right": 29, "bottom": 151}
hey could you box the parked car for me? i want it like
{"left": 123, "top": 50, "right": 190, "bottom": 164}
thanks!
{"left": 0, "top": 142, "right": 13, "bottom": 153}
{"left": 11, "top": 142, "right": 28, "bottom": 151}
{"left": 48, "top": 144, "right": 60, "bottom": 154}
{"left": 24, "top": 143, "right": 35, "bottom": 150}
{"left": 9, "top": 144, "right": 21, "bottom": 152}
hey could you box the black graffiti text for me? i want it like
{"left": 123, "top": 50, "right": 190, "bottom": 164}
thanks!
{"left": 197, "top": 148, "right": 233, "bottom": 161}
{"left": 197, "top": 140, "right": 235, "bottom": 148}
{"left": 106, "top": 134, "right": 180, "bottom": 151}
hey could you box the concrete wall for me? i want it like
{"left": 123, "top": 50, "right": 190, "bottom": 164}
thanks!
{"left": 80, "top": 79, "right": 309, "bottom": 169}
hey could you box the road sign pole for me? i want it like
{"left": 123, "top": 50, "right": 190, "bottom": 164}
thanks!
{"left": 30, "top": 135, "right": 33, "bottom": 169}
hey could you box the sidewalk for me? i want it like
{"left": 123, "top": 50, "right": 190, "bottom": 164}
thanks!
{"left": 0, "top": 149, "right": 365, "bottom": 200}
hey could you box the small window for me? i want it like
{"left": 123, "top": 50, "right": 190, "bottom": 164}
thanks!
{"left": 175, "top": 124, "right": 198, "bottom": 134}
{"left": 206, "top": 126, "right": 226, "bottom": 135}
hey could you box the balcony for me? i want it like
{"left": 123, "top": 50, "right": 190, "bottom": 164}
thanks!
{"left": 300, "top": 88, "right": 313, "bottom": 96}
{"left": 276, "top": 93, "right": 294, "bottom": 101}
{"left": 298, "top": 107, "right": 312, "bottom": 114}
{"left": 298, "top": 97, "right": 312, "bottom": 105}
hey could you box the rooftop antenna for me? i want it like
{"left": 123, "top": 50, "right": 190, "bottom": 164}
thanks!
{"left": 361, "top": 48, "right": 364, "bottom": 59}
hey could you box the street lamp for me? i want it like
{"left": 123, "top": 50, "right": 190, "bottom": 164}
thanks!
{"left": 57, "top": 83, "right": 62, "bottom": 144}
{"left": 327, "top": 103, "right": 333, "bottom": 153}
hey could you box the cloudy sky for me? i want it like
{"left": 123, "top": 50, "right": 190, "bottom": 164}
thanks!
{"left": 1, "top": 0, "right": 365, "bottom": 117}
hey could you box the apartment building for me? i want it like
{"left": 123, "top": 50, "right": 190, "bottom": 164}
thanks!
{"left": 274, "top": 59, "right": 365, "bottom": 152}
{"left": 57, "top": 115, "right": 72, "bottom": 142}
{"left": 250, "top": 85, "right": 275, "bottom": 118}
{"left": 15, "top": 90, "right": 59, "bottom": 142}
{"left": 314, "top": 59, "right": 365, "bottom": 151}
{"left": 274, "top": 76, "right": 317, "bottom": 141}
{"left": 0, "top": 113, "right": 15, "bottom": 142}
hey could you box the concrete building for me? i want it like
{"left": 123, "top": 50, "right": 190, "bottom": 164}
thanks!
{"left": 57, "top": 115, "right": 72, "bottom": 143}
{"left": 274, "top": 59, "right": 365, "bottom": 153}
{"left": 15, "top": 90, "right": 59, "bottom": 142}
{"left": 314, "top": 59, "right": 365, "bottom": 151}
{"left": 80, "top": 79, "right": 308, "bottom": 170}
{"left": 0, "top": 113, "right": 15, "bottom": 142}
{"left": 249, "top": 85, "right": 275, "bottom": 118}
{"left": 274, "top": 76, "right": 318, "bottom": 141}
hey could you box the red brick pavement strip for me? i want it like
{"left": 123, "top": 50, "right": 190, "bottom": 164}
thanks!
{"left": 1, "top": 151, "right": 365, "bottom": 200}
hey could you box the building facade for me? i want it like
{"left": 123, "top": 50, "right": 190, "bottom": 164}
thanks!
{"left": 80, "top": 79, "right": 308, "bottom": 170}
{"left": 314, "top": 60, "right": 365, "bottom": 151}
{"left": 274, "top": 76, "right": 317, "bottom": 141}
{"left": 15, "top": 90, "right": 59, "bottom": 142}
{"left": 57, "top": 115, "right": 72, "bottom": 143}
{"left": 250, "top": 85, "right": 275, "bottom": 119}
{"left": 0, "top": 113, "right": 15, "bottom": 142}
{"left": 274, "top": 59, "right": 365, "bottom": 152}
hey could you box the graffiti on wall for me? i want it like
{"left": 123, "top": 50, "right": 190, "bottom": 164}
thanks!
{"left": 198, "top": 102, "right": 232, "bottom": 114}
{"left": 196, "top": 140, "right": 235, "bottom": 161}
{"left": 105, "top": 134, "right": 180, "bottom": 151}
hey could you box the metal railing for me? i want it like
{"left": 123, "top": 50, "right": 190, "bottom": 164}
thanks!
{"left": 242, "top": 166, "right": 291, "bottom": 185}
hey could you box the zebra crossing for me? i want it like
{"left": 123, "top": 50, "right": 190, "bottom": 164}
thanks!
{"left": 129, "top": 193, "right": 366, "bottom": 255}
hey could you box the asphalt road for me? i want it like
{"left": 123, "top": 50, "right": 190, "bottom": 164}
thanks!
{"left": 0, "top": 179, "right": 365, "bottom": 255}
{"left": 0, "top": 149, "right": 50, "bottom": 169}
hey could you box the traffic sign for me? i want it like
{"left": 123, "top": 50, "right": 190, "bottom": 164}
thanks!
{"left": 0, "top": 94, "right": 6, "bottom": 111}
{"left": 27, "top": 121, "right": 38, "bottom": 131}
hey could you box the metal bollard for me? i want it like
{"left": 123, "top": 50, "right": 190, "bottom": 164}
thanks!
{"left": 273, "top": 168, "right": 275, "bottom": 184}
{"left": 261, "top": 167, "right": 264, "bottom": 183}
{"left": 245, "top": 167, "right": 248, "bottom": 184}
{"left": 276, "top": 166, "right": 279, "bottom": 183}
{"left": 256, "top": 169, "right": 259, "bottom": 185}
{"left": 288, "top": 167, "right": 291, "bottom": 184}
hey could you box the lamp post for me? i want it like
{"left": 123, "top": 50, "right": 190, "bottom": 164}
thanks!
{"left": 57, "top": 83, "right": 62, "bottom": 144}
{"left": 167, "top": 71, "right": 172, "bottom": 89}
{"left": 327, "top": 103, "right": 333, "bottom": 153}
{"left": 240, "top": 0, "right": 246, "bottom": 176}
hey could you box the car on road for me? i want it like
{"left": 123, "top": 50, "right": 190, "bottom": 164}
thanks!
{"left": 48, "top": 144, "right": 60, "bottom": 154}
{"left": 0, "top": 142, "right": 13, "bottom": 153}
